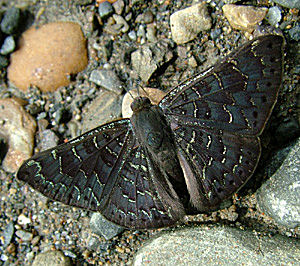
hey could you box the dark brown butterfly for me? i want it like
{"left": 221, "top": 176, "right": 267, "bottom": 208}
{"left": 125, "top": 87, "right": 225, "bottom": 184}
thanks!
{"left": 17, "top": 35, "right": 284, "bottom": 229}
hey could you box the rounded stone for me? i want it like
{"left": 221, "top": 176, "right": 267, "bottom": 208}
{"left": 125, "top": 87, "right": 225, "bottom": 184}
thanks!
{"left": 122, "top": 87, "right": 167, "bottom": 118}
{"left": 8, "top": 21, "right": 88, "bottom": 92}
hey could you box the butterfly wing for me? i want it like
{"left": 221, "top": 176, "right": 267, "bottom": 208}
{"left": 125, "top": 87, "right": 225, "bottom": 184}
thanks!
{"left": 17, "top": 119, "right": 184, "bottom": 229}
{"left": 159, "top": 35, "right": 284, "bottom": 211}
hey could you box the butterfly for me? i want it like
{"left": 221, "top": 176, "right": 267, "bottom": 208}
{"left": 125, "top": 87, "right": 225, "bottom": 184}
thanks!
{"left": 17, "top": 35, "right": 284, "bottom": 229}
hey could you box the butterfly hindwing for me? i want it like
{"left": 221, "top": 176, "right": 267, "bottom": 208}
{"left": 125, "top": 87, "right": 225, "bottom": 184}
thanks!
{"left": 173, "top": 125, "right": 261, "bottom": 211}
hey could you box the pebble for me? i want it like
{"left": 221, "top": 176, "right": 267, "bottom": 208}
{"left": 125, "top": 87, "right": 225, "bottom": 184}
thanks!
{"left": 170, "top": 3, "right": 212, "bottom": 44}
{"left": 0, "top": 7, "right": 22, "bottom": 34}
{"left": 222, "top": 4, "right": 268, "bottom": 32}
{"left": 256, "top": 138, "right": 300, "bottom": 228}
{"left": 131, "top": 40, "right": 173, "bottom": 82}
{"left": 0, "top": 98, "right": 36, "bottom": 172}
{"left": 146, "top": 24, "right": 157, "bottom": 42}
{"left": 288, "top": 23, "right": 300, "bottom": 41}
{"left": 113, "top": 0, "right": 125, "bottom": 15}
{"left": 32, "top": 250, "right": 72, "bottom": 266}
{"left": 134, "top": 226, "right": 300, "bottom": 265}
{"left": 90, "top": 213, "right": 124, "bottom": 241}
{"left": 89, "top": 69, "right": 123, "bottom": 95}
{"left": 272, "top": 0, "right": 300, "bottom": 9}
{"left": 0, "top": 54, "right": 8, "bottom": 68}
{"left": 2, "top": 222, "right": 14, "bottom": 248}
{"left": 122, "top": 88, "right": 167, "bottom": 118}
{"left": 8, "top": 22, "right": 88, "bottom": 92}
{"left": 37, "top": 129, "right": 59, "bottom": 151}
{"left": 98, "top": 1, "right": 114, "bottom": 19}
{"left": 266, "top": 6, "right": 282, "bottom": 27}
{"left": 15, "top": 230, "right": 33, "bottom": 242}
{"left": 135, "top": 10, "right": 154, "bottom": 24}
{"left": 0, "top": 36, "right": 15, "bottom": 55}
{"left": 112, "top": 14, "right": 129, "bottom": 33}
{"left": 81, "top": 90, "right": 122, "bottom": 132}
{"left": 17, "top": 214, "right": 31, "bottom": 226}
{"left": 128, "top": 30, "right": 137, "bottom": 41}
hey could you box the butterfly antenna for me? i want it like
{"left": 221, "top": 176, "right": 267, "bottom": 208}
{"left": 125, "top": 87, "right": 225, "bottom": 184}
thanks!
{"left": 136, "top": 78, "right": 149, "bottom": 98}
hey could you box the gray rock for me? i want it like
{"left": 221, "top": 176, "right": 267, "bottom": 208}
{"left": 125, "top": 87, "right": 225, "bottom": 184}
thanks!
{"left": 32, "top": 250, "right": 72, "bottom": 266}
{"left": 266, "top": 6, "right": 282, "bottom": 26}
{"left": 288, "top": 23, "right": 300, "bottom": 41}
{"left": 134, "top": 226, "right": 300, "bottom": 265}
{"left": 2, "top": 222, "right": 14, "bottom": 248}
{"left": 98, "top": 1, "right": 114, "bottom": 19}
{"left": 112, "top": 14, "right": 129, "bottom": 33}
{"left": 1, "top": 7, "right": 21, "bottom": 34}
{"left": 0, "top": 55, "right": 8, "bottom": 69}
{"left": 0, "top": 36, "right": 15, "bottom": 55}
{"left": 113, "top": 0, "right": 125, "bottom": 15}
{"left": 135, "top": 11, "right": 154, "bottom": 24}
{"left": 38, "top": 129, "right": 59, "bottom": 151}
{"left": 89, "top": 69, "right": 123, "bottom": 95}
{"left": 170, "top": 2, "right": 212, "bottom": 44}
{"left": 272, "top": 0, "right": 300, "bottom": 9}
{"left": 90, "top": 213, "right": 124, "bottom": 240}
{"left": 15, "top": 230, "right": 33, "bottom": 242}
{"left": 81, "top": 90, "right": 122, "bottom": 132}
{"left": 257, "top": 138, "right": 300, "bottom": 228}
{"left": 128, "top": 30, "right": 137, "bottom": 41}
{"left": 131, "top": 40, "right": 173, "bottom": 82}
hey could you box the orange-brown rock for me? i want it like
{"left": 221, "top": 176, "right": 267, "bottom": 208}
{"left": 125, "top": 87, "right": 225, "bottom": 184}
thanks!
{"left": 8, "top": 21, "right": 88, "bottom": 92}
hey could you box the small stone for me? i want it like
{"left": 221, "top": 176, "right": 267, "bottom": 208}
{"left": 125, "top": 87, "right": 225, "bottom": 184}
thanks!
{"left": 2, "top": 222, "right": 14, "bottom": 248}
{"left": 272, "top": 0, "right": 300, "bottom": 9}
{"left": 188, "top": 56, "right": 198, "bottom": 68}
{"left": 38, "top": 129, "right": 59, "bottom": 151}
{"left": 288, "top": 23, "right": 300, "bottom": 42}
{"left": 113, "top": 0, "right": 125, "bottom": 15}
{"left": 112, "top": 14, "right": 129, "bottom": 33}
{"left": 146, "top": 24, "right": 157, "bottom": 42}
{"left": 0, "top": 55, "right": 8, "bottom": 69}
{"left": 122, "top": 88, "right": 166, "bottom": 118}
{"left": 135, "top": 11, "right": 154, "bottom": 24}
{"left": 0, "top": 98, "right": 36, "bottom": 172}
{"left": 89, "top": 69, "right": 123, "bottom": 95}
{"left": 131, "top": 40, "right": 173, "bottom": 82}
{"left": 15, "top": 230, "right": 33, "bottom": 241}
{"left": 0, "top": 36, "right": 15, "bottom": 55}
{"left": 98, "top": 1, "right": 114, "bottom": 18}
{"left": 90, "top": 213, "right": 124, "bottom": 240}
{"left": 17, "top": 213, "right": 31, "bottom": 226}
{"left": 8, "top": 22, "right": 88, "bottom": 92}
{"left": 222, "top": 4, "right": 268, "bottom": 33}
{"left": 256, "top": 138, "right": 300, "bottom": 228}
{"left": 0, "top": 7, "right": 22, "bottom": 35}
{"left": 32, "top": 250, "right": 72, "bottom": 266}
{"left": 128, "top": 30, "right": 137, "bottom": 41}
{"left": 266, "top": 6, "right": 282, "bottom": 27}
{"left": 81, "top": 90, "right": 122, "bottom": 132}
{"left": 170, "top": 3, "right": 212, "bottom": 44}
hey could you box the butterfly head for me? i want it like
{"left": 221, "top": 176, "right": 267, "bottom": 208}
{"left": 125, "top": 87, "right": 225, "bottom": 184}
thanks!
{"left": 130, "top": 97, "right": 152, "bottom": 113}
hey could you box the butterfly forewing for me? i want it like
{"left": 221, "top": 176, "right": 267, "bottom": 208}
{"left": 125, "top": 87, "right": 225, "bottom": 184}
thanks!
{"left": 160, "top": 35, "right": 284, "bottom": 136}
{"left": 18, "top": 119, "right": 184, "bottom": 229}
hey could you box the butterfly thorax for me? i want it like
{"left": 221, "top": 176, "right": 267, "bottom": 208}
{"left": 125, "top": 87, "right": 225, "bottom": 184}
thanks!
{"left": 130, "top": 97, "right": 185, "bottom": 186}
